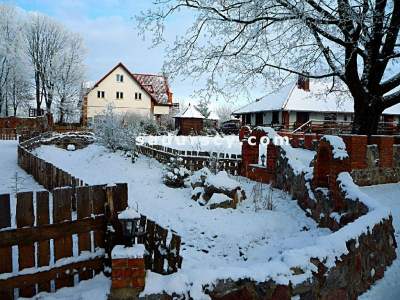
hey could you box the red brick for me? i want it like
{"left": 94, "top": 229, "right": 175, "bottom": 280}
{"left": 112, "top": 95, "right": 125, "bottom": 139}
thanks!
{"left": 112, "top": 278, "right": 130, "bottom": 289}
{"left": 127, "top": 258, "right": 145, "bottom": 268}
{"left": 112, "top": 268, "right": 125, "bottom": 279}
{"left": 130, "top": 277, "right": 145, "bottom": 288}
{"left": 112, "top": 258, "right": 127, "bottom": 268}
{"left": 124, "top": 268, "right": 146, "bottom": 278}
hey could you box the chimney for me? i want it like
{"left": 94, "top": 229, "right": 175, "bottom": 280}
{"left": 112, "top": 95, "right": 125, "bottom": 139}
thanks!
{"left": 297, "top": 74, "right": 310, "bottom": 91}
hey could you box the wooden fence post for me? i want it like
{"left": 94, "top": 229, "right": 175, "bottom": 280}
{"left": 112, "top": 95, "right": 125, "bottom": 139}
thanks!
{"left": 16, "top": 192, "right": 35, "bottom": 297}
{"left": 36, "top": 191, "right": 51, "bottom": 293}
{"left": 0, "top": 194, "right": 13, "bottom": 300}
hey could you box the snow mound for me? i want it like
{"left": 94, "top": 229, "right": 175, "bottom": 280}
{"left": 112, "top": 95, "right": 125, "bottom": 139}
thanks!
{"left": 112, "top": 244, "right": 146, "bottom": 259}
{"left": 321, "top": 135, "right": 349, "bottom": 159}
{"left": 205, "top": 171, "right": 240, "bottom": 190}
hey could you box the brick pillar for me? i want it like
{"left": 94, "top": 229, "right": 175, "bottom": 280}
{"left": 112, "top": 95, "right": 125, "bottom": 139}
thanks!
{"left": 266, "top": 143, "right": 278, "bottom": 184}
{"left": 341, "top": 135, "right": 368, "bottom": 169}
{"left": 369, "top": 135, "right": 394, "bottom": 168}
{"left": 110, "top": 245, "right": 146, "bottom": 300}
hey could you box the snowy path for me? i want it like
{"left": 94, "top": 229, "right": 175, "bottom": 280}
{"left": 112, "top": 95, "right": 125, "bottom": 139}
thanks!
{"left": 33, "top": 144, "right": 330, "bottom": 297}
{"left": 360, "top": 183, "right": 400, "bottom": 300}
{"left": 0, "top": 140, "right": 44, "bottom": 194}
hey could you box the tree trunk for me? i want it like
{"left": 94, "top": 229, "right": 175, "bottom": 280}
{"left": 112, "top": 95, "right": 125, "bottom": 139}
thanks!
{"left": 352, "top": 94, "right": 383, "bottom": 135}
{"left": 35, "top": 71, "right": 41, "bottom": 112}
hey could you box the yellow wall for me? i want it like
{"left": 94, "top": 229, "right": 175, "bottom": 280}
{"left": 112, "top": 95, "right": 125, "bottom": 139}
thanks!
{"left": 87, "top": 65, "right": 153, "bottom": 118}
{"left": 154, "top": 105, "right": 170, "bottom": 115}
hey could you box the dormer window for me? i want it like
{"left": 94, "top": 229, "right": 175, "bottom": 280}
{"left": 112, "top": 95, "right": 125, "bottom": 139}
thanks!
{"left": 116, "top": 74, "right": 124, "bottom": 82}
{"left": 135, "top": 92, "right": 142, "bottom": 100}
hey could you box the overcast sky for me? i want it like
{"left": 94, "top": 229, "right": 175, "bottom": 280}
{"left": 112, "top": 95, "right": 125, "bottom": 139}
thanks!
{"left": 5, "top": 0, "right": 237, "bottom": 108}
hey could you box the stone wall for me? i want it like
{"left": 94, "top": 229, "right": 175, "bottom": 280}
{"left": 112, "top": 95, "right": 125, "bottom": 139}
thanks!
{"left": 0, "top": 115, "right": 51, "bottom": 133}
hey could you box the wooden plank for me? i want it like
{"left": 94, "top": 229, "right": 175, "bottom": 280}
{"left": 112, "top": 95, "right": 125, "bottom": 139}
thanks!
{"left": 0, "top": 217, "right": 106, "bottom": 247}
{"left": 16, "top": 192, "right": 35, "bottom": 298}
{"left": 115, "top": 183, "right": 128, "bottom": 213}
{"left": 90, "top": 185, "right": 106, "bottom": 250}
{"left": 52, "top": 188, "right": 73, "bottom": 289}
{"left": 36, "top": 191, "right": 51, "bottom": 293}
{"left": 0, "top": 194, "right": 13, "bottom": 300}
{"left": 144, "top": 220, "right": 155, "bottom": 270}
{"left": 153, "top": 224, "right": 168, "bottom": 274}
{"left": 167, "top": 234, "right": 181, "bottom": 273}
{"left": 0, "top": 257, "right": 104, "bottom": 289}
{"left": 76, "top": 187, "right": 93, "bottom": 280}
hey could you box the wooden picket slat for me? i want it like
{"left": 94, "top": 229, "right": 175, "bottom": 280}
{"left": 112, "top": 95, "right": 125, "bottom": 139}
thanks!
{"left": 0, "top": 194, "right": 13, "bottom": 300}
{"left": 76, "top": 186, "right": 93, "bottom": 280}
{"left": 52, "top": 188, "right": 74, "bottom": 289}
{"left": 90, "top": 185, "right": 106, "bottom": 249}
{"left": 16, "top": 192, "right": 36, "bottom": 298}
{"left": 36, "top": 191, "right": 51, "bottom": 293}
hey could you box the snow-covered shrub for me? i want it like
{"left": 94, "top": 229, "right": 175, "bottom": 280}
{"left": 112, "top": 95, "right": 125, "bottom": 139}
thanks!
{"left": 92, "top": 105, "right": 160, "bottom": 154}
{"left": 163, "top": 156, "right": 191, "bottom": 188}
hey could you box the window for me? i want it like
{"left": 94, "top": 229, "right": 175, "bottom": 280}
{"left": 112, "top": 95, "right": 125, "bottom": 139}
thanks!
{"left": 97, "top": 91, "right": 105, "bottom": 98}
{"left": 135, "top": 92, "right": 142, "bottom": 100}
{"left": 116, "top": 91, "right": 124, "bottom": 99}
{"left": 324, "top": 113, "right": 337, "bottom": 121}
{"left": 116, "top": 74, "right": 124, "bottom": 82}
{"left": 272, "top": 111, "right": 280, "bottom": 124}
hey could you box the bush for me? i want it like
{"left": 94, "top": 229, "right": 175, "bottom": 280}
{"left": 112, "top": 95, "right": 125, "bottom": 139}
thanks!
{"left": 162, "top": 156, "right": 191, "bottom": 188}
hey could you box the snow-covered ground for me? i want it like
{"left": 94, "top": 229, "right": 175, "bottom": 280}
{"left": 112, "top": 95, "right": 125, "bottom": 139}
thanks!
{"left": 141, "top": 134, "right": 241, "bottom": 155}
{"left": 0, "top": 140, "right": 44, "bottom": 194}
{"left": 33, "top": 143, "right": 330, "bottom": 298}
{"left": 359, "top": 183, "right": 400, "bottom": 300}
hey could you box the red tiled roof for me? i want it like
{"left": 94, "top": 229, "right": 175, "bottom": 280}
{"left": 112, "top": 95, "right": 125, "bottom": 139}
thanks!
{"left": 132, "top": 73, "right": 171, "bottom": 105}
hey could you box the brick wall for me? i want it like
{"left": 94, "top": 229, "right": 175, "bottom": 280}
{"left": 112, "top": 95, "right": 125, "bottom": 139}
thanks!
{"left": 111, "top": 245, "right": 146, "bottom": 300}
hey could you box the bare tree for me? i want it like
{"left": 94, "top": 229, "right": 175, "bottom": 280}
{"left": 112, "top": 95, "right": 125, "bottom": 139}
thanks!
{"left": 25, "top": 13, "right": 67, "bottom": 113}
{"left": 54, "top": 33, "right": 86, "bottom": 123}
{"left": 0, "top": 5, "right": 17, "bottom": 116}
{"left": 138, "top": 0, "right": 400, "bottom": 134}
{"left": 216, "top": 104, "right": 234, "bottom": 122}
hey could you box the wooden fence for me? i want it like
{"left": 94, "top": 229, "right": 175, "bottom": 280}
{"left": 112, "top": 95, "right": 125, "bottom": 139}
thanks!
{"left": 0, "top": 184, "right": 128, "bottom": 300}
{"left": 134, "top": 215, "right": 182, "bottom": 275}
{"left": 18, "top": 135, "right": 87, "bottom": 190}
{"left": 0, "top": 128, "right": 17, "bottom": 140}
{"left": 137, "top": 144, "right": 242, "bottom": 175}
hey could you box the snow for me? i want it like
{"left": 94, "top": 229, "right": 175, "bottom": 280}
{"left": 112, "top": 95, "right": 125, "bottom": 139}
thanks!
{"left": 67, "top": 144, "right": 76, "bottom": 151}
{"left": 111, "top": 244, "right": 145, "bottom": 259}
{"left": 205, "top": 171, "right": 240, "bottom": 190}
{"left": 118, "top": 207, "right": 141, "bottom": 220}
{"left": 0, "top": 140, "right": 44, "bottom": 194}
{"left": 141, "top": 134, "right": 241, "bottom": 154}
{"left": 30, "top": 141, "right": 398, "bottom": 299}
{"left": 33, "top": 143, "right": 331, "bottom": 298}
{"left": 206, "top": 193, "right": 231, "bottom": 206}
{"left": 174, "top": 103, "right": 205, "bottom": 119}
{"left": 321, "top": 135, "right": 348, "bottom": 159}
{"left": 19, "top": 273, "right": 111, "bottom": 300}
{"left": 359, "top": 183, "right": 400, "bottom": 300}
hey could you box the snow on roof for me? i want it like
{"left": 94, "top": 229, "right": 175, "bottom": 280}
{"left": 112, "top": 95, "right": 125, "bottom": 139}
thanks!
{"left": 174, "top": 104, "right": 205, "bottom": 119}
{"left": 207, "top": 111, "right": 220, "bottom": 120}
{"left": 234, "top": 80, "right": 400, "bottom": 115}
{"left": 132, "top": 73, "right": 171, "bottom": 105}
{"left": 234, "top": 83, "right": 294, "bottom": 114}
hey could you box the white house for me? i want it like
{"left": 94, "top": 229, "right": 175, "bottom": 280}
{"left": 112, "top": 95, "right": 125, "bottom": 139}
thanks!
{"left": 82, "top": 63, "right": 173, "bottom": 125}
{"left": 233, "top": 76, "right": 400, "bottom": 131}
